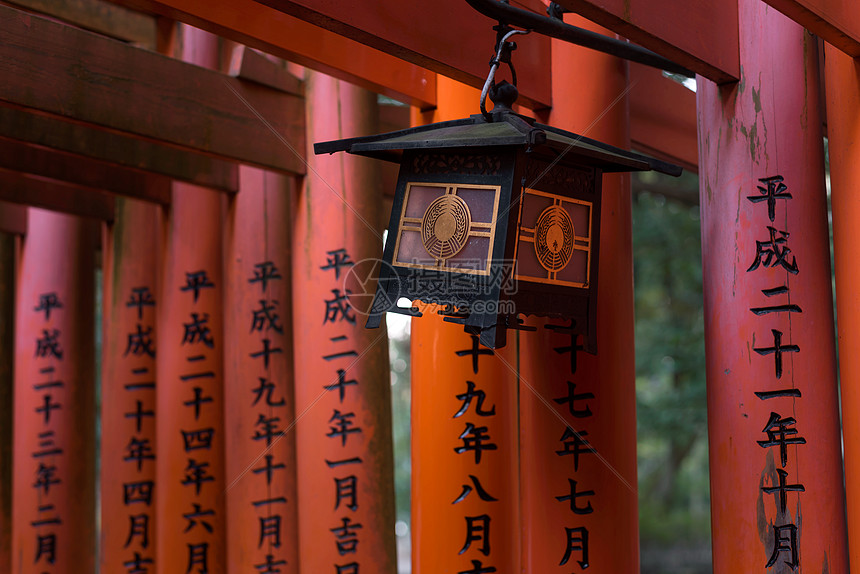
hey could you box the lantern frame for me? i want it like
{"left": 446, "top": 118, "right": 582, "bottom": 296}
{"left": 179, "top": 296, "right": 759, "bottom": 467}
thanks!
{"left": 315, "top": 108, "right": 680, "bottom": 349}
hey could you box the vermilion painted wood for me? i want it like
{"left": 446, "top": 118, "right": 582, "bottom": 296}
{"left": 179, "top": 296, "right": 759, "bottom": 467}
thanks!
{"left": 0, "top": 233, "right": 13, "bottom": 574}
{"left": 0, "top": 137, "right": 172, "bottom": 205}
{"left": 0, "top": 104, "right": 240, "bottom": 193}
{"left": 0, "top": 167, "right": 115, "bottom": 222}
{"left": 409, "top": 77, "right": 521, "bottom": 574}
{"left": 629, "top": 64, "right": 698, "bottom": 173}
{"left": 156, "top": 181, "right": 226, "bottom": 574}
{"left": 224, "top": 166, "right": 298, "bottom": 573}
{"left": 155, "top": 26, "right": 226, "bottom": 574}
{"left": 697, "top": 2, "right": 848, "bottom": 571}
{"left": 110, "top": 0, "right": 437, "bottom": 108}
{"left": 824, "top": 43, "right": 860, "bottom": 571}
{"left": 100, "top": 198, "right": 160, "bottom": 574}
{"left": 411, "top": 316, "right": 521, "bottom": 574}
{"left": 239, "top": 0, "right": 552, "bottom": 109}
{"left": 521, "top": 17, "right": 638, "bottom": 572}
{"left": 557, "top": 0, "right": 740, "bottom": 84}
{"left": 293, "top": 71, "right": 397, "bottom": 574}
{"left": 0, "top": 3, "right": 306, "bottom": 174}
{"left": 12, "top": 208, "right": 97, "bottom": 574}
{"left": 763, "top": 0, "right": 860, "bottom": 57}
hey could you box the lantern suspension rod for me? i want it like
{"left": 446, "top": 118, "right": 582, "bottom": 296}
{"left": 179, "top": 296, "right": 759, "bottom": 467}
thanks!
{"left": 481, "top": 28, "right": 531, "bottom": 120}
{"left": 465, "top": 0, "right": 695, "bottom": 78}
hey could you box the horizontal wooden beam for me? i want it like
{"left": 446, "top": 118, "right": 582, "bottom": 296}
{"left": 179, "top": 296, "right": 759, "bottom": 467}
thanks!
{"left": 111, "top": 0, "right": 438, "bottom": 109}
{"left": 7, "top": 0, "right": 157, "bottom": 47}
{"left": 0, "top": 3, "right": 305, "bottom": 174}
{"left": 557, "top": 0, "right": 740, "bottom": 84}
{"left": 243, "top": 0, "right": 553, "bottom": 109}
{"left": 762, "top": 0, "right": 860, "bottom": 57}
{"left": 629, "top": 65, "right": 698, "bottom": 173}
{"left": 0, "top": 201, "right": 28, "bottom": 236}
{"left": 0, "top": 104, "right": 239, "bottom": 192}
{"left": 227, "top": 46, "right": 303, "bottom": 94}
{"left": 0, "top": 168, "right": 116, "bottom": 222}
{"left": 0, "top": 137, "right": 172, "bottom": 204}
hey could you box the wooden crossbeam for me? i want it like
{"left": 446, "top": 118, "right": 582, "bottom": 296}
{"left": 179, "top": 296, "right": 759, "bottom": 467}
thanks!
{"left": 254, "top": 0, "right": 553, "bottom": 109}
{"left": 129, "top": 0, "right": 550, "bottom": 109}
{"left": 0, "top": 3, "right": 305, "bottom": 174}
{"left": 7, "top": 0, "right": 157, "bottom": 47}
{"left": 111, "top": 0, "right": 438, "bottom": 108}
{"left": 629, "top": 65, "right": 698, "bottom": 173}
{"left": 0, "top": 104, "right": 239, "bottom": 193}
{"left": 0, "top": 168, "right": 116, "bottom": 221}
{"left": 762, "top": 0, "right": 860, "bottom": 57}
{"left": 0, "top": 137, "right": 172, "bottom": 205}
{"left": 556, "top": 0, "right": 740, "bottom": 84}
{"left": 0, "top": 201, "right": 28, "bottom": 236}
{"left": 227, "top": 46, "right": 303, "bottom": 95}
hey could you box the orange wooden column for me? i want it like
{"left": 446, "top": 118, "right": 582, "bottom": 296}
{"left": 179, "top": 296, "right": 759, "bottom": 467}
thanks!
{"left": 293, "top": 71, "right": 397, "bottom": 574}
{"left": 0, "top": 232, "right": 13, "bottom": 574}
{"left": 12, "top": 208, "right": 96, "bottom": 573}
{"left": 825, "top": 43, "right": 860, "bottom": 570}
{"left": 697, "top": 1, "right": 848, "bottom": 571}
{"left": 519, "top": 16, "right": 638, "bottom": 573}
{"left": 156, "top": 180, "right": 225, "bottom": 574}
{"left": 410, "top": 77, "right": 521, "bottom": 574}
{"left": 101, "top": 198, "right": 160, "bottom": 573}
{"left": 155, "top": 23, "right": 225, "bottom": 574}
{"left": 224, "top": 166, "right": 298, "bottom": 573}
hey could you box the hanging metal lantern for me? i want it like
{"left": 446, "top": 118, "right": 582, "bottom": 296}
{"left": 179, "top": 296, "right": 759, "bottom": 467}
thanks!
{"left": 314, "top": 27, "right": 681, "bottom": 351}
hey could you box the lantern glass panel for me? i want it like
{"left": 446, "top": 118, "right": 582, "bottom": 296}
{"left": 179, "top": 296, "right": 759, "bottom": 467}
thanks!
{"left": 514, "top": 188, "right": 594, "bottom": 288}
{"left": 391, "top": 181, "right": 501, "bottom": 276}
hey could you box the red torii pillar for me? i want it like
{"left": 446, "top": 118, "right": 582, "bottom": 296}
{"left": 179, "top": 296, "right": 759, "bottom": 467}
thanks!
{"left": 101, "top": 199, "right": 160, "bottom": 573}
{"left": 156, "top": 25, "right": 226, "bottom": 574}
{"left": 12, "top": 208, "right": 97, "bottom": 573}
{"left": 824, "top": 43, "right": 860, "bottom": 570}
{"left": 520, "top": 16, "right": 638, "bottom": 573}
{"left": 410, "top": 77, "right": 521, "bottom": 574}
{"left": 697, "top": 1, "right": 848, "bottom": 571}
{"left": 224, "top": 166, "right": 298, "bottom": 573}
{"left": 0, "top": 231, "right": 14, "bottom": 574}
{"left": 293, "top": 71, "right": 397, "bottom": 573}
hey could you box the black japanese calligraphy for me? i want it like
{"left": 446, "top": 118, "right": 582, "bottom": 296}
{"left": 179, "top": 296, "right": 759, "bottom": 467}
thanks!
{"left": 555, "top": 479, "right": 594, "bottom": 515}
{"left": 34, "top": 292, "right": 63, "bottom": 321}
{"left": 330, "top": 517, "right": 363, "bottom": 555}
{"left": 555, "top": 427, "right": 596, "bottom": 471}
{"left": 320, "top": 249, "right": 355, "bottom": 279}
{"left": 327, "top": 410, "right": 362, "bottom": 446}
{"left": 766, "top": 523, "right": 799, "bottom": 570}
{"left": 748, "top": 175, "right": 790, "bottom": 223}
{"left": 454, "top": 423, "right": 498, "bottom": 464}
{"left": 249, "top": 262, "right": 282, "bottom": 292}
{"left": 452, "top": 475, "right": 498, "bottom": 504}
{"left": 459, "top": 514, "right": 491, "bottom": 556}
{"left": 180, "top": 271, "right": 215, "bottom": 302}
{"left": 454, "top": 381, "right": 496, "bottom": 418}
{"left": 559, "top": 526, "right": 589, "bottom": 569}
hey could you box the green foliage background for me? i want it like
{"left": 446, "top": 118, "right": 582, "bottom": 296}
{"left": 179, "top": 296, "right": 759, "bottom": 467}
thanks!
{"left": 633, "top": 172, "right": 712, "bottom": 573}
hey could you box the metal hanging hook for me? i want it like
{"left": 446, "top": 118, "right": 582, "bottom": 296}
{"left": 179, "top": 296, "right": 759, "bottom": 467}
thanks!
{"left": 480, "top": 27, "right": 531, "bottom": 122}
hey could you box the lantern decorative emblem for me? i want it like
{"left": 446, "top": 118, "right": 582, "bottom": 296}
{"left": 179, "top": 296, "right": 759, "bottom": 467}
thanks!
{"left": 421, "top": 193, "right": 471, "bottom": 262}
{"left": 315, "top": 26, "right": 682, "bottom": 351}
{"left": 534, "top": 205, "right": 575, "bottom": 273}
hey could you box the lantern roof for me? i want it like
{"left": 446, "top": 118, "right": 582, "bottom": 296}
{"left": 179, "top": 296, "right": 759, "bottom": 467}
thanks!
{"left": 314, "top": 111, "right": 682, "bottom": 177}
